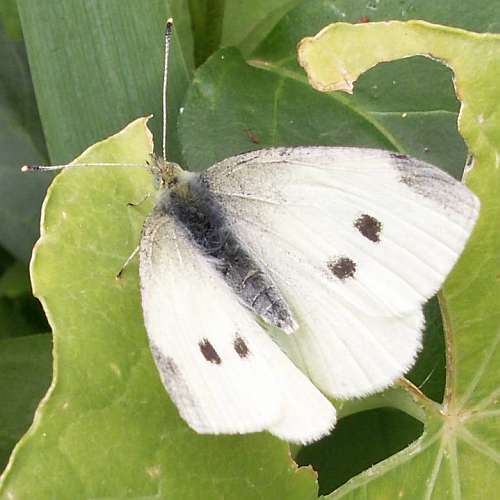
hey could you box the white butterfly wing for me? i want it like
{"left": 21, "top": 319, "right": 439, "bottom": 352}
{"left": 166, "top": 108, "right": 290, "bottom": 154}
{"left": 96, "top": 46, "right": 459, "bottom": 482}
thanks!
{"left": 139, "top": 209, "right": 336, "bottom": 443}
{"left": 205, "top": 147, "right": 479, "bottom": 398}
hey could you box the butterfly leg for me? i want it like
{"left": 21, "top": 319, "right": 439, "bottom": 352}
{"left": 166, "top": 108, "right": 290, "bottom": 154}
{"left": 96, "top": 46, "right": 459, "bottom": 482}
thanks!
{"left": 116, "top": 245, "right": 140, "bottom": 279}
{"left": 127, "top": 192, "right": 152, "bottom": 208}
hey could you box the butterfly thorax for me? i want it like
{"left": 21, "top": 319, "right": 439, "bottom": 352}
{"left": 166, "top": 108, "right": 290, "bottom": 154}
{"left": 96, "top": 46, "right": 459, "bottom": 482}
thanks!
{"left": 153, "top": 173, "right": 298, "bottom": 334}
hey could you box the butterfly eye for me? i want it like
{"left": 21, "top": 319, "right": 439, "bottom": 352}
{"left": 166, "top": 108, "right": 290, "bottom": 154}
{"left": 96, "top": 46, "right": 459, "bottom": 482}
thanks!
{"left": 151, "top": 175, "right": 162, "bottom": 189}
{"left": 167, "top": 176, "right": 178, "bottom": 188}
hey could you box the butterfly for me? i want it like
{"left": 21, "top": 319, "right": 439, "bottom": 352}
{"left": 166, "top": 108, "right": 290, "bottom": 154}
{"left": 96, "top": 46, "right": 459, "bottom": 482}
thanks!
{"left": 140, "top": 146, "right": 479, "bottom": 444}
{"left": 25, "top": 19, "right": 480, "bottom": 444}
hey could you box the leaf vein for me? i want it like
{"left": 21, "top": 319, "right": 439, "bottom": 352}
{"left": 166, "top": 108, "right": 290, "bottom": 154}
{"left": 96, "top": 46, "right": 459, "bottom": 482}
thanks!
{"left": 458, "top": 328, "right": 500, "bottom": 411}
{"left": 459, "top": 428, "right": 500, "bottom": 464}
{"left": 423, "top": 439, "right": 445, "bottom": 500}
{"left": 448, "top": 436, "right": 462, "bottom": 500}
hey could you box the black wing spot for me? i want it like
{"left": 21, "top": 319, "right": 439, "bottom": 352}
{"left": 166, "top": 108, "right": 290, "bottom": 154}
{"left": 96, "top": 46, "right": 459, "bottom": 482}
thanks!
{"left": 354, "top": 214, "right": 382, "bottom": 243}
{"left": 233, "top": 335, "right": 250, "bottom": 358}
{"left": 328, "top": 257, "right": 356, "bottom": 280}
{"left": 199, "top": 339, "right": 222, "bottom": 364}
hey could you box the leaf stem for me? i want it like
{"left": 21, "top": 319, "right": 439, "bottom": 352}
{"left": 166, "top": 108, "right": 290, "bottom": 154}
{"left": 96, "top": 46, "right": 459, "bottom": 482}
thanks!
{"left": 397, "top": 377, "right": 441, "bottom": 416}
{"left": 437, "top": 290, "right": 455, "bottom": 412}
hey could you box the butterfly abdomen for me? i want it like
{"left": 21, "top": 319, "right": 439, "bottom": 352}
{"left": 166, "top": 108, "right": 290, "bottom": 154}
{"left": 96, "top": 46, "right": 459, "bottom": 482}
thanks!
{"left": 166, "top": 177, "right": 297, "bottom": 333}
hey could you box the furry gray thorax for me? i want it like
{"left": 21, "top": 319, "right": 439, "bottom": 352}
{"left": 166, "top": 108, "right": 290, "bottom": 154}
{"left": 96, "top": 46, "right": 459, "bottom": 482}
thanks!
{"left": 162, "top": 174, "right": 296, "bottom": 333}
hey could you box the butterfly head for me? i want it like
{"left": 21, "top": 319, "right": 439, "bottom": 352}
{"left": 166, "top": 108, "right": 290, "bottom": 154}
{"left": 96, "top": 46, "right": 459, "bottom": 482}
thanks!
{"left": 147, "top": 155, "right": 186, "bottom": 190}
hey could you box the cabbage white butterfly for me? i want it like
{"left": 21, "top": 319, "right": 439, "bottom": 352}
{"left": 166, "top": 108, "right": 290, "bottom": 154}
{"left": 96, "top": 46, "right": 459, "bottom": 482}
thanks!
{"left": 25, "top": 19, "right": 480, "bottom": 444}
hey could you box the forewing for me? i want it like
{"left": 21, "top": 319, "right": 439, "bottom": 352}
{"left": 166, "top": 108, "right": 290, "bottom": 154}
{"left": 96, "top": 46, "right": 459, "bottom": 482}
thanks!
{"left": 139, "top": 207, "right": 336, "bottom": 443}
{"left": 205, "top": 147, "right": 480, "bottom": 398}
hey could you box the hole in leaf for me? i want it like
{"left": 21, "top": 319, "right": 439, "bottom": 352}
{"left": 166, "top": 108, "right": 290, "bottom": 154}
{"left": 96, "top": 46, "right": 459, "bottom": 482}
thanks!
{"left": 295, "top": 407, "right": 424, "bottom": 495}
{"left": 407, "top": 298, "right": 446, "bottom": 403}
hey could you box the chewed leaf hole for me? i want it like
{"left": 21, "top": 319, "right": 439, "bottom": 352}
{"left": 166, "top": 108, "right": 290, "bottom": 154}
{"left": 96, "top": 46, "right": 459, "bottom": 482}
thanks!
{"left": 295, "top": 408, "right": 424, "bottom": 495}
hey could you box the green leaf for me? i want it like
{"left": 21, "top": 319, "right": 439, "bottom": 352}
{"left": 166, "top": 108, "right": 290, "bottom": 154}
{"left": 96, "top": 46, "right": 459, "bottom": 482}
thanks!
{"left": 250, "top": 0, "right": 467, "bottom": 178}
{"left": 0, "top": 259, "right": 49, "bottom": 340}
{"left": 323, "top": 0, "right": 500, "bottom": 34}
{"left": 0, "top": 247, "right": 14, "bottom": 278}
{"left": 0, "top": 0, "right": 22, "bottom": 40}
{"left": 299, "top": 20, "right": 500, "bottom": 498}
{"left": 0, "top": 118, "right": 318, "bottom": 499}
{"left": 0, "top": 300, "right": 33, "bottom": 340}
{"left": 17, "top": 0, "right": 194, "bottom": 165}
{"left": 406, "top": 300, "right": 446, "bottom": 404}
{"left": 179, "top": 47, "right": 394, "bottom": 171}
{"left": 0, "top": 261, "right": 31, "bottom": 299}
{"left": 296, "top": 408, "right": 424, "bottom": 495}
{"left": 188, "top": 0, "right": 225, "bottom": 66}
{"left": 221, "top": 0, "right": 304, "bottom": 57}
{"left": 0, "top": 20, "right": 50, "bottom": 262}
{"left": 188, "top": 0, "right": 305, "bottom": 65}
{"left": 0, "top": 334, "right": 52, "bottom": 471}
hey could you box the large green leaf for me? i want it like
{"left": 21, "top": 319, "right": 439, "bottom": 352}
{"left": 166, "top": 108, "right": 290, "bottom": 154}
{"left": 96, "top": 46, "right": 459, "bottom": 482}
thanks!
{"left": 17, "top": 0, "right": 194, "bottom": 165}
{"left": 0, "top": 118, "right": 318, "bottom": 499}
{"left": 179, "top": 47, "right": 394, "bottom": 171}
{"left": 298, "top": 20, "right": 500, "bottom": 498}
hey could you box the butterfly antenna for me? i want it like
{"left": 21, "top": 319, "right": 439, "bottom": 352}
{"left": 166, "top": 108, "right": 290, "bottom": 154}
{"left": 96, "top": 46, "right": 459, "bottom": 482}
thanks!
{"left": 22, "top": 22, "right": 176, "bottom": 174}
{"left": 162, "top": 17, "right": 174, "bottom": 162}
{"left": 21, "top": 162, "right": 144, "bottom": 173}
